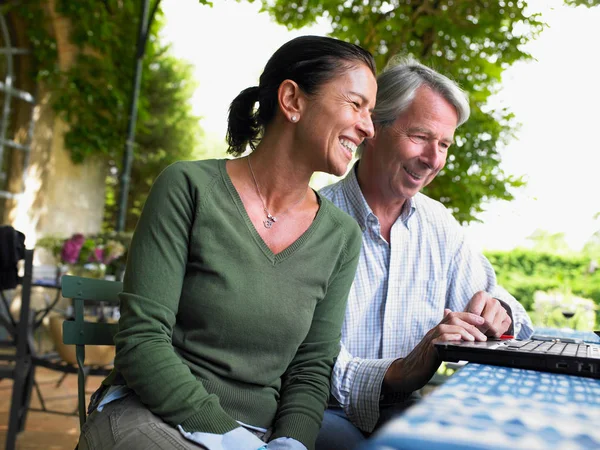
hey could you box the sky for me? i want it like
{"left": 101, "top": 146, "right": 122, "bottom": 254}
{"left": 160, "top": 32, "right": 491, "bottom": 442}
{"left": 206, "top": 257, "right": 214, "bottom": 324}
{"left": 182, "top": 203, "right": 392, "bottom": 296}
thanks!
{"left": 161, "top": 0, "right": 600, "bottom": 252}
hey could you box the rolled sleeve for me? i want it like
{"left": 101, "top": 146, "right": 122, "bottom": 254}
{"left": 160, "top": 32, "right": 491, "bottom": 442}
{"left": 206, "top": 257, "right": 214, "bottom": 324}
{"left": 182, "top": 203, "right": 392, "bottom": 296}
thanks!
{"left": 491, "top": 286, "right": 534, "bottom": 339}
{"left": 331, "top": 343, "right": 396, "bottom": 432}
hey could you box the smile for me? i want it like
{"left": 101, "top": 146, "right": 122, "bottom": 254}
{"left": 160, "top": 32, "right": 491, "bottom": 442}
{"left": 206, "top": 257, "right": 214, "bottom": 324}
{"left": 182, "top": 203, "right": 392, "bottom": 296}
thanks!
{"left": 403, "top": 165, "right": 423, "bottom": 180}
{"left": 340, "top": 138, "right": 357, "bottom": 155}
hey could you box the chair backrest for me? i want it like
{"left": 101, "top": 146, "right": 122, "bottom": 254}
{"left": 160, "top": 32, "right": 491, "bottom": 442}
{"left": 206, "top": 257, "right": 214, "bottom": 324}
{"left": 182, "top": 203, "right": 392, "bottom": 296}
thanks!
{"left": 61, "top": 275, "right": 122, "bottom": 429}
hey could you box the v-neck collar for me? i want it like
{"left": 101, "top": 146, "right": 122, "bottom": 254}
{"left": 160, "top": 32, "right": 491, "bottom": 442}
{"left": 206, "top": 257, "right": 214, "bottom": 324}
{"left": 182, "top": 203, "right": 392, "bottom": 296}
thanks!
{"left": 219, "top": 159, "right": 324, "bottom": 264}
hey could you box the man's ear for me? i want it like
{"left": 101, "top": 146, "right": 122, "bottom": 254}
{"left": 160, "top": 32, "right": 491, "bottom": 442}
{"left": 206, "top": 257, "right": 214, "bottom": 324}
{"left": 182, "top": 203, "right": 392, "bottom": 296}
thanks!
{"left": 278, "top": 79, "right": 303, "bottom": 123}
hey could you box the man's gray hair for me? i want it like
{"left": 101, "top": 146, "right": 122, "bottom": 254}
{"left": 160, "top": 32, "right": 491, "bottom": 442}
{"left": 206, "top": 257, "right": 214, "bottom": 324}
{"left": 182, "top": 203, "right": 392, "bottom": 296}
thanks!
{"left": 376, "top": 55, "right": 470, "bottom": 126}
{"left": 358, "top": 56, "right": 470, "bottom": 156}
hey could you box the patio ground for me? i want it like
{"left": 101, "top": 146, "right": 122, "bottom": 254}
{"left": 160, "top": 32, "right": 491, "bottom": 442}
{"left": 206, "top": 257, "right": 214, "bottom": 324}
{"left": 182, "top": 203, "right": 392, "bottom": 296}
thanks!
{"left": 0, "top": 366, "right": 103, "bottom": 450}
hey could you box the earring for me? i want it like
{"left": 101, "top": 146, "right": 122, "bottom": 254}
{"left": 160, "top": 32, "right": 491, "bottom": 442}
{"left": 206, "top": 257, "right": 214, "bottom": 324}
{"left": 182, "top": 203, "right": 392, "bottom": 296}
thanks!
{"left": 291, "top": 115, "right": 298, "bottom": 123}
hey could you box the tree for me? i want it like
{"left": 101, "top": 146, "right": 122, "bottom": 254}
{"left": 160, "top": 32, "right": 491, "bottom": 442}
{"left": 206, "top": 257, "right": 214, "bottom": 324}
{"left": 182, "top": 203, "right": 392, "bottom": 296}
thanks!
{"left": 50, "top": 2, "right": 207, "bottom": 231}
{"left": 526, "top": 229, "right": 571, "bottom": 255}
{"left": 103, "top": 45, "right": 204, "bottom": 231}
{"left": 583, "top": 233, "right": 600, "bottom": 261}
{"left": 582, "top": 213, "right": 600, "bottom": 262}
{"left": 18, "top": 1, "right": 208, "bottom": 231}
{"left": 565, "top": 0, "right": 600, "bottom": 6}
{"left": 253, "top": 0, "right": 545, "bottom": 223}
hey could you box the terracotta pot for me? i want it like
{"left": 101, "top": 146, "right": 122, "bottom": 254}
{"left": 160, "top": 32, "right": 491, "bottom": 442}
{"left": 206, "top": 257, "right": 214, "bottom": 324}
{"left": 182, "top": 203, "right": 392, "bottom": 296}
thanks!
{"left": 48, "top": 315, "right": 116, "bottom": 367}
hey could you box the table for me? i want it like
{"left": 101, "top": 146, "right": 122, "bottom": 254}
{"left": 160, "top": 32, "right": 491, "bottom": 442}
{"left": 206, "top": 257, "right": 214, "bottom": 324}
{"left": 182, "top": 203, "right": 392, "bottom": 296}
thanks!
{"left": 31, "top": 279, "right": 62, "bottom": 330}
{"left": 534, "top": 327, "right": 600, "bottom": 344}
{"left": 0, "top": 279, "right": 60, "bottom": 349}
{"left": 361, "top": 331, "right": 600, "bottom": 450}
{"left": 362, "top": 363, "right": 600, "bottom": 449}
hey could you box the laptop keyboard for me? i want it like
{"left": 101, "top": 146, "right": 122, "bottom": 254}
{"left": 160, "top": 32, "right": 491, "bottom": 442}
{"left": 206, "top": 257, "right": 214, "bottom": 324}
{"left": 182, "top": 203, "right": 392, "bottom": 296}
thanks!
{"left": 504, "top": 339, "right": 600, "bottom": 359}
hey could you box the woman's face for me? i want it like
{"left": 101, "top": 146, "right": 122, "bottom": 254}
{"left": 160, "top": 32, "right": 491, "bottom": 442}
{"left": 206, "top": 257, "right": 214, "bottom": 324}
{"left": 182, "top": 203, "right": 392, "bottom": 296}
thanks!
{"left": 300, "top": 63, "right": 377, "bottom": 176}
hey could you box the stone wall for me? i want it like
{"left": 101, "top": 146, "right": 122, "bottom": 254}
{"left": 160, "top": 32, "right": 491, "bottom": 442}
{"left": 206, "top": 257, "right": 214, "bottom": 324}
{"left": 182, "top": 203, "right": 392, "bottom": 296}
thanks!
{"left": 4, "top": 0, "right": 107, "bottom": 253}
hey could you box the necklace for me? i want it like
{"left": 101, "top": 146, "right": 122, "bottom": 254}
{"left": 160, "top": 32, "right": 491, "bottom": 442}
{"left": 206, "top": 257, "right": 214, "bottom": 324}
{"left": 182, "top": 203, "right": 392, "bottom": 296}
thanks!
{"left": 247, "top": 155, "right": 307, "bottom": 229}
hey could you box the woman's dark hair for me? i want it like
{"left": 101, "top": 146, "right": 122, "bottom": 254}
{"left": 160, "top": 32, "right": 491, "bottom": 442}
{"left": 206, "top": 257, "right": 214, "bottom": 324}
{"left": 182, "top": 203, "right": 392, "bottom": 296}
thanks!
{"left": 226, "top": 35, "right": 376, "bottom": 156}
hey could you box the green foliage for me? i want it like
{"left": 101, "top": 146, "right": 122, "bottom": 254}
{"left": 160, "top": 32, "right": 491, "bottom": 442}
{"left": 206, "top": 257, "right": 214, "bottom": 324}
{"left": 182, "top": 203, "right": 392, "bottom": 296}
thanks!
{"left": 582, "top": 232, "right": 600, "bottom": 261}
{"left": 526, "top": 229, "right": 571, "bottom": 255}
{"left": 565, "top": 0, "right": 600, "bottom": 6}
{"left": 486, "top": 249, "right": 600, "bottom": 323}
{"left": 255, "top": 0, "right": 544, "bottom": 223}
{"left": 50, "top": 1, "right": 141, "bottom": 163}
{"left": 7, "top": 4, "right": 59, "bottom": 84}
{"left": 534, "top": 290, "right": 596, "bottom": 330}
{"left": 582, "top": 214, "right": 600, "bottom": 261}
{"left": 103, "top": 48, "right": 204, "bottom": 230}
{"left": 35, "top": 235, "right": 66, "bottom": 261}
{"left": 36, "top": 231, "right": 132, "bottom": 276}
{"left": 11, "top": 1, "right": 208, "bottom": 231}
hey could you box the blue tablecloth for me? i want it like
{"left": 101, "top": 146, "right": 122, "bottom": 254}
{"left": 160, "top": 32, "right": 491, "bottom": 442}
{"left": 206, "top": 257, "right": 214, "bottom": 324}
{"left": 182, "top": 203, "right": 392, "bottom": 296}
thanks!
{"left": 533, "top": 327, "right": 600, "bottom": 344}
{"left": 361, "top": 363, "right": 600, "bottom": 450}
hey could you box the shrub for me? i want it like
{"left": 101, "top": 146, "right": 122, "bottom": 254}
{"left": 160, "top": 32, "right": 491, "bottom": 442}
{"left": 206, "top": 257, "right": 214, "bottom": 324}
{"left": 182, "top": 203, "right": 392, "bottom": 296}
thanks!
{"left": 485, "top": 249, "right": 600, "bottom": 325}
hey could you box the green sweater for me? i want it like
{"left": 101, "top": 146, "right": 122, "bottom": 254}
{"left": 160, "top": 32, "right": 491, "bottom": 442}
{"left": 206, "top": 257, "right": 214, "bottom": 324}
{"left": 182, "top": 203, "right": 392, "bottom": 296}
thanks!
{"left": 110, "top": 159, "right": 361, "bottom": 449}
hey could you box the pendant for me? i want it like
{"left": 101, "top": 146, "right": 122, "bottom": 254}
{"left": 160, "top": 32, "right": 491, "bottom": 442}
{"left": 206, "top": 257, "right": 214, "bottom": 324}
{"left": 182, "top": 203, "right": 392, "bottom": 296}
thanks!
{"left": 263, "top": 213, "right": 277, "bottom": 229}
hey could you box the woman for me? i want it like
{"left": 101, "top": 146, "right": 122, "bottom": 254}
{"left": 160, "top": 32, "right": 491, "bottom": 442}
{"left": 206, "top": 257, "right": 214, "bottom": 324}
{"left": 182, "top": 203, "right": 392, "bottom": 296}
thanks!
{"left": 79, "top": 35, "right": 377, "bottom": 450}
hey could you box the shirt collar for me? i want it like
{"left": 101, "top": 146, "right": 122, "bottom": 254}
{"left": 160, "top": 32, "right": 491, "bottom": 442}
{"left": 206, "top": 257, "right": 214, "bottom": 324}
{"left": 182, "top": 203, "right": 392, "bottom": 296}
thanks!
{"left": 341, "top": 161, "right": 418, "bottom": 230}
{"left": 400, "top": 195, "right": 417, "bottom": 229}
{"left": 339, "top": 162, "right": 373, "bottom": 231}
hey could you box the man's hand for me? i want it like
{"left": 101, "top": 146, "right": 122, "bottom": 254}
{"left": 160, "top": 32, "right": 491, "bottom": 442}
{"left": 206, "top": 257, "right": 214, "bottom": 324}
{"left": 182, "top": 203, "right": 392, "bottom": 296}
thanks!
{"left": 465, "top": 291, "right": 512, "bottom": 338}
{"left": 383, "top": 310, "right": 487, "bottom": 395}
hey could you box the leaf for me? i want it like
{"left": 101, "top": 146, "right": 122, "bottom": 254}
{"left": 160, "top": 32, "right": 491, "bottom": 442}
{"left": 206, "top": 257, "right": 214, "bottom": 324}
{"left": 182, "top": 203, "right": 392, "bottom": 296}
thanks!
{"left": 257, "top": 0, "right": 547, "bottom": 223}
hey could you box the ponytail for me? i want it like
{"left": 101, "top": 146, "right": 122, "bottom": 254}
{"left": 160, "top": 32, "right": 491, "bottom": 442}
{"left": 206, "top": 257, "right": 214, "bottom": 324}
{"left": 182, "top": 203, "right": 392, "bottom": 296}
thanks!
{"left": 226, "top": 86, "right": 261, "bottom": 156}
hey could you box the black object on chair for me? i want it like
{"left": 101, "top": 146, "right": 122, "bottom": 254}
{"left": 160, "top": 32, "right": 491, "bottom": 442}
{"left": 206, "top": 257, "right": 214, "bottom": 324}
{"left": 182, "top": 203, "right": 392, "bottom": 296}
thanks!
{"left": 61, "top": 275, "right": 121, "bottom": 429}
{"left": 0, "top": 225, "right": 35, "bottom": 450}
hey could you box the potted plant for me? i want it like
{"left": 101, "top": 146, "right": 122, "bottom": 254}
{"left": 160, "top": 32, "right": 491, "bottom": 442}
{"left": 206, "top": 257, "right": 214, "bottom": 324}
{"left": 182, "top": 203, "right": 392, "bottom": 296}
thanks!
{"left": 37, "top": 233, "right": 128, "bottom": 281}
{"left": 36, "top": 232, "right": 129, "bottom": 366}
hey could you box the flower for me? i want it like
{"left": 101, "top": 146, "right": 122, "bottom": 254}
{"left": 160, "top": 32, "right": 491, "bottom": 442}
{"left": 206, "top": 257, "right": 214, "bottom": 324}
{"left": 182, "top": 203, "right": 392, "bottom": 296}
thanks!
{"left": 103, "top": 240, "right": 126, "bottom": 265}
{"left": 37, "top": 232, "right": 129, "bottom": 270}
{"left": 61, "top": 233, "right": 86, "bottom": 264}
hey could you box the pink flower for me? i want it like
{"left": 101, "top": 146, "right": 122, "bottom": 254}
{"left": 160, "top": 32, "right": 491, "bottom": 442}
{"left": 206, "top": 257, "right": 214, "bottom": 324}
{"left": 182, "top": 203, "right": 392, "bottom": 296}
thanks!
{"left": 61, "top": 234, "right": 85, "bottom": 264}
{"left": 91, "top": 247, "right": 104, "bottom": 263}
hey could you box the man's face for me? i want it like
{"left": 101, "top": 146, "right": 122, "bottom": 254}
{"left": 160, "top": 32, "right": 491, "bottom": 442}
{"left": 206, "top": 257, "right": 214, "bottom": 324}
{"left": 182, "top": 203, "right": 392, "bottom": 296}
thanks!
{"left": 367, "top": 86, "right": 459, "bottom": 202}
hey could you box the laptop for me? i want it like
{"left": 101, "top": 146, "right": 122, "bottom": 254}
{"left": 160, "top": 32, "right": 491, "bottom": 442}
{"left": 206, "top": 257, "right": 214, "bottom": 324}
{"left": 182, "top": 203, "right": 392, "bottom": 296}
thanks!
{"left": 435, "top": 334, "right": 600, "bottom": 379}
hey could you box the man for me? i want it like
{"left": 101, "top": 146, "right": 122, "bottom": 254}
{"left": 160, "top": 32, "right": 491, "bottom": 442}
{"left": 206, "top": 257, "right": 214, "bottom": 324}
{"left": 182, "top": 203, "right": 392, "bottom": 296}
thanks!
{"left": 317, "top": 57, "right": 533, "bottom": 449}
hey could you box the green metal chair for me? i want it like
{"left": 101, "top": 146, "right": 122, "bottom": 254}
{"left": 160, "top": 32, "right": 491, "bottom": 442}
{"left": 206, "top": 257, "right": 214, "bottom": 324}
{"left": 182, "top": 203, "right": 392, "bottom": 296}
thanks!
{"left": 61, "top": 275, "right": 122, "bottom": 429}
